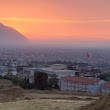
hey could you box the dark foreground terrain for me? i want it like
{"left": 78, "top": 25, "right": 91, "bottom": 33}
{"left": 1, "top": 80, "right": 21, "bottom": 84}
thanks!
{"left": 0, "top": 87, "right": 99, "bottom": 110}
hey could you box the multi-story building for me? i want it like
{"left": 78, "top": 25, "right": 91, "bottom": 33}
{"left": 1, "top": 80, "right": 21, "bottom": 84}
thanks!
{"left": 60, "top": 76, "right": 105, "bottom": 93}
{"left": 101, "top": 82, "right": 110, "bottom": 94}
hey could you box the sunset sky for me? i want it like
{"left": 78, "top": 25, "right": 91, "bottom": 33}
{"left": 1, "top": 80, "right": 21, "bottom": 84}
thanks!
{"left": 0, "top": 0, "right": 110, "bottom": 46}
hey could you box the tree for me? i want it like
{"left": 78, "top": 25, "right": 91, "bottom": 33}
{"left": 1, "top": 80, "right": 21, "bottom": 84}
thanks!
{"left": 100, "top": 73, "right": 110, "bottom": 81}
{"left": 34, "top": 72, "right": 48, "bottom": 90}
{"left": 48, "top": 74, "right": 59, "bottom": 90}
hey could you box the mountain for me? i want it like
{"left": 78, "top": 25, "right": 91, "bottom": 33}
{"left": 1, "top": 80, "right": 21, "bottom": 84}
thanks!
{"left": 0, "top": 23, "right": 29, "bottom": 46}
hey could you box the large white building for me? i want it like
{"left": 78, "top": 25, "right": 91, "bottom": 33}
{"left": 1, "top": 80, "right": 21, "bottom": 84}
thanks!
{"left": 60, "top": 76, "right": 105, "bottom": 93}
{"left": 40, "top": 67, "right": 79, "bottom": 78}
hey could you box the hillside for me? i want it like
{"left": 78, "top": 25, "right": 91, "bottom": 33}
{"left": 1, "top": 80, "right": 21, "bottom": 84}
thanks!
{"left": 0, "top": 89, "right": 94, "bottom": 110}
{"left": 80, "top": 93, "right": 110, "bottom": 110}
{"left": 0, "top": 23, "right": 29, "bottom": 46}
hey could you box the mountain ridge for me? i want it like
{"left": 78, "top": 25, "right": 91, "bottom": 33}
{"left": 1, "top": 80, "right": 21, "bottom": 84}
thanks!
{"left": 0, "top": 23, "right": 29, "bottom": 46}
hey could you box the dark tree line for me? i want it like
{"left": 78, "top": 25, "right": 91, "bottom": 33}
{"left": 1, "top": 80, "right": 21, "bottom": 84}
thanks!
{"left": 34, "top": 72, "right": 48, "bottom": 90}
{"left": 0, "top": 72, "right": 59, "bottom": 90}
{"left": 34, "top": 72, "right": 59, "bottom": 90}
{"left": 100, "top": 73, "right": 110, "bottom": 82}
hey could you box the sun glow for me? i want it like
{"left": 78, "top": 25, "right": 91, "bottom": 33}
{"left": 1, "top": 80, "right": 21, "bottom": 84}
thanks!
{"left": 0, "top": 0, "right": 110, "bottom": 43}
{"left": 1, "top": 17, "right": 110, "bottom": 24}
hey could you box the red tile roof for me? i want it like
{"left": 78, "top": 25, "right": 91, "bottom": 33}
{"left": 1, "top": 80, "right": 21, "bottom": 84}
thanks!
{"left": 62, "top": 76, "right": 99, "bottom": 84}
{"left": 102, "top": 82, "right": 110, "bottom": 88}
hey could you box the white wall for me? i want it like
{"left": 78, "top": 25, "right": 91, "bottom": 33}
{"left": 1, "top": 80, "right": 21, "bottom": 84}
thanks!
{"left": 60, "top": 79, "right": 101, "bottom": 93}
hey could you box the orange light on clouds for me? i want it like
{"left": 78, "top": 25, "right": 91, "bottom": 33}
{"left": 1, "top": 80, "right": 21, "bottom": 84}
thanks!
{"left": 0, "top": 0, "right": 110, "bottom": 43}
{"left": 1, "top": 17, "right": 110, "bottom": 41}
{"left": 1, "top": 17, "right": 110, "bottom": 24}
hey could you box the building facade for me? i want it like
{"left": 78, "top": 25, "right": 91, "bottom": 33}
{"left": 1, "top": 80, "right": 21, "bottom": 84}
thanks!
{"left": 101, "top": 82, "right": 110, "bottom": 94}
{"left": 60, "top": 76, "right": 105, "bottom": 93}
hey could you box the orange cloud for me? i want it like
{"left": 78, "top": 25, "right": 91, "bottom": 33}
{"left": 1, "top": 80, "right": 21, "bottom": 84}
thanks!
{"left": 0, "top": 0, "right": 110, "bottom": 43}
{"left": 1, "top": 17, "right": 110, "bottom": 24}
{"left": 0, "top": 17, "right": 110, "bottom": 41}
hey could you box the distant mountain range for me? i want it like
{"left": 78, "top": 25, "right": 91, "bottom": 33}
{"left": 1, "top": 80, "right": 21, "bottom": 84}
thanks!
{"left": 0, "top": 23, "right": 29, "bottom": 46}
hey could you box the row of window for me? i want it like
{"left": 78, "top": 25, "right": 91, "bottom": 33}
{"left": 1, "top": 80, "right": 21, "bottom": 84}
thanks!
{"left": 64, "top": 81, "right": 90, "bottom": 87}
{"left": 65, "top": 85, "right": 87, "bottom": 89}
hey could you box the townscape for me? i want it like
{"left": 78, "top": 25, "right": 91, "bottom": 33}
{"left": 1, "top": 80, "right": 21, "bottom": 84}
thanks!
{"left": 0, "top": 47, "right": 110, "bottom": 94}
{"left": 1, "top": 0, "right": 110, "bottom": 110}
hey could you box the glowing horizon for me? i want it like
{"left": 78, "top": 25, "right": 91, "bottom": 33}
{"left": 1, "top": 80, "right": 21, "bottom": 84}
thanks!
{"left": 0, "top": 0, "right": 110, "bottom": 46}
{"left": 1, "top": 17, "right": 110, "bottom": 24}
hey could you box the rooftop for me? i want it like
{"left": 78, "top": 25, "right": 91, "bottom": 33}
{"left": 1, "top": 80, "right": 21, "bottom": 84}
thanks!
{"left": 102, "top": 82, "right": 110, "bottom": 88}
{"left": 62, "top": 76, "right": 99, "bottom": 84}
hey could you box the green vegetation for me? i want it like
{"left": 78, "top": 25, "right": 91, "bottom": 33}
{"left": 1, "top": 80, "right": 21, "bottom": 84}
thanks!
{"left": 0, "top": 75, "right": 33, "bottom": 89}
{"left": 0, "top": 72, "right": 59, "bottom": 90}
{"left": 34, "top": 72, "right": 59, "bottom": 90}
{"left": 48, "top": 74, "right": 59, "bottom": 90}
{"left": 34, "top": 72, "right": 48, "bottom": 90}
{"left": 100, "top": 73, "right": 110, "bottom": 81}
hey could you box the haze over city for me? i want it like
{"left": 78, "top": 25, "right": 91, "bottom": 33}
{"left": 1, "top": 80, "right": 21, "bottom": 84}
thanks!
{"left": 1, "top": 1, "right": 110, "bottom": 110}
{"left": 0, "top": 0, "right": 110, "bottom": 47}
